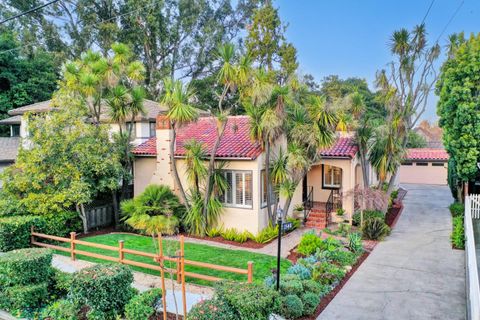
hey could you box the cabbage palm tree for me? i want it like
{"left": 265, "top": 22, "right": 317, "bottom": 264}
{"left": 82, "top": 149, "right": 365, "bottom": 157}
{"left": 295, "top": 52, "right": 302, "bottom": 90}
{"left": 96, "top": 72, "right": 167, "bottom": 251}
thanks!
{"left": 161, "top": 78, "right": 199, "bottom": 210}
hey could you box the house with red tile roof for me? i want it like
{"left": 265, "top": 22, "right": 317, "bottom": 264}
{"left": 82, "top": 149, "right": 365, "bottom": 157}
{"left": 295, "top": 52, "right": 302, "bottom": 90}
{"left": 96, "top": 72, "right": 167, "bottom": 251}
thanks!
{"left": 132, "top": 115, "right": 375, "bottom": 234}
{"left": 398, "top": 148, "right": 449, "bottom": 185}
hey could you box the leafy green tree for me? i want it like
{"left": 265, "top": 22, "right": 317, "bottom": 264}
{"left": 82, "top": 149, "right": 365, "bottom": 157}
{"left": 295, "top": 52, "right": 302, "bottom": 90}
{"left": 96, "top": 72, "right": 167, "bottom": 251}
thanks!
{"left": 0, "top": 31, "right": 58, "bottom": 135}
{"left": 437, "top": 33, "right": 480, "bottom": 200}
{"left": 245, "top": 0, "right": 298, "bottom": 82}
{"left": 376, "top": 24, "right": 440, "bottom": 193}
{"left": 406, "top": 130, "right": 427, "bottom": 148}
{"left": 54, "top": 43, "right": 146, "bottom": 224}
{"left": 0, "top": 108, "right": 122, "bottom": 233}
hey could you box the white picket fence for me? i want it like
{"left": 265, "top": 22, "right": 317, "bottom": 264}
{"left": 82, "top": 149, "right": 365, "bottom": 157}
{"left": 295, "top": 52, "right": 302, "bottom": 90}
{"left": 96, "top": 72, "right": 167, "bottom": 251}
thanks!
{"left": 465, "top": 194, "right": 480, "bottom": 320}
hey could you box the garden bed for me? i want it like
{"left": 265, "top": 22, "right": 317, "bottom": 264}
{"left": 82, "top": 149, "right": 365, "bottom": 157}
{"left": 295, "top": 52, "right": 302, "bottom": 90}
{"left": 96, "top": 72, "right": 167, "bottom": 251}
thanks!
{"left": 301, "top": 251, "right": 370, "bottom": 319}
{"left": 184, "top": 233, "right": 269, "bottom": 249}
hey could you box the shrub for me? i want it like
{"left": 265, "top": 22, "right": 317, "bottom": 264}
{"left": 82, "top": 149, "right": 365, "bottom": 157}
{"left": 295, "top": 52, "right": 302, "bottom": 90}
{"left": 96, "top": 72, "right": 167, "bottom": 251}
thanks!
{"left": 352, "top": 210, "right": 385, "bottom": 226}
{"left": 326, "top": 249, "right": 358, "bottom": 267}
{"left": 71, "top": 264, "right": 135, "bottom": 316}
{"left": 125, "top": 288, "right": 162, "bottom": 320}
{"left": 187, "top": 298, "right": 237, "bottom": 320}
{"left": 347, "top": 232, "right": 363, "bottom": 253}
{"left": 361, "top": 217, "right": 390, "bottom": 240}
{"left": 301, "top": 292, "right": 321, "bottom": 316}
{"left": 286, "top": 263, "right": 311, "bottom": 280}
{"left": 1, "top": 283, "right": 49, "bottom": 311}
{"left": 215, "top": 281, "right": 280, "bottom": 320}
{"left": 42, "top": 211, "right": 82, "bottom": 237}
{"left": 451, "top": 216, "right": 465, "bottom": 249}
{"left": 301, "top": 279, "right": 330, "bottom": 297}
{"left": 297, "top": 231, "right": 322, "bottom": 256}
{"left": 279, "top": 279, "right": 304, "bottom": 296}
{"left": 312, "top": 261, "right": 346, "bottom": 285}
{"left": 0, "top": 248, "right": 52, "bottom": 286}
{"left": 221, "top": 228, "right": 252, "bottom": 243}
{"left": 449, "top": 202, "right": 464, "bottom": 217}
{"left": 279, "top": 294, "right": 303, "bottom": 319}
{"left": 0, "top": 215, "right": 47, "bottom": 251}
{"left": 390, "top": 189, "right": 399, "bottom": 201}
{"left": 49, "top": 269, "right": 74, "bottom": 300}
{"left": 286, "top": 217, "right": 301, "bottom": 231}
{"left": 206, "top": 226, "right": 223, "bottom": 237}
{"left": 254, "top": 225, "right": 278, "bottom": 244}
{"left": 41, "top": 299, "right": 79, "bottom": 320}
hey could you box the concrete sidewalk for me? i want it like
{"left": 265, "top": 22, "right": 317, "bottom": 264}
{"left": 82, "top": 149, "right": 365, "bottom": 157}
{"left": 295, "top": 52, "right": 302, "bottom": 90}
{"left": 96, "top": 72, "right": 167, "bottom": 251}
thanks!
{"left": 318, "top": 184, "right": 465, "bottom": 320}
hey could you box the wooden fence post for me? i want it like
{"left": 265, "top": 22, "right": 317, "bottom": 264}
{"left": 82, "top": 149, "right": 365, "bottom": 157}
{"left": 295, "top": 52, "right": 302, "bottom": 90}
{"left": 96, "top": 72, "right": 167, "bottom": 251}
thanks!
{"left": 176, "top": 250, "right": 181, "bottom": 284}
{"left": 158, "top": 234, "right": 167, "bottom": 320}
{"left": 247, "top": 261, "right": 253, "bottom": 283}
{"left": 70, "top": 232, "right": 76, "bottom": 261}
{"left": 180, "top": 235, "right": 187, "bottom": 318}
{"left": 118, "top": 240, "right": 124, "bottom": 263}
{"left": 30, "top": 226, "right": 34, "bottom": 245}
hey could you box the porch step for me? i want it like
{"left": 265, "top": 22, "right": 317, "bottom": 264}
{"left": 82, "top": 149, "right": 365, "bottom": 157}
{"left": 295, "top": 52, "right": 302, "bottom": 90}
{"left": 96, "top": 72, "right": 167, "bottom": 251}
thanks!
{"left": 305, "top": 210, "right": 329, "bottom": 229}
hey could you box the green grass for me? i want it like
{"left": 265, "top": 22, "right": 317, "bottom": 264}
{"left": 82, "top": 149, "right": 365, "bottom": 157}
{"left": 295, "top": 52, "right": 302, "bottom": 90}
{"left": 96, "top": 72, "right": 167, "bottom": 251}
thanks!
{"left": 56, "top": 233, "right": 291, "bottom": 286}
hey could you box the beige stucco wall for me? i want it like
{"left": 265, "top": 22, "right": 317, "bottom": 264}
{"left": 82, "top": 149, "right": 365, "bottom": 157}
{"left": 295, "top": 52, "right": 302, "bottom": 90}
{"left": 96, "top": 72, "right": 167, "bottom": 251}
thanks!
{"left": 304, "top": 157, "right": 358, "bottom": 220}
{"left": 133, "top": 157, "right": 157, "bottom": 196}
{"left": 399, "top": 161, "right": 448, "bottom": 185}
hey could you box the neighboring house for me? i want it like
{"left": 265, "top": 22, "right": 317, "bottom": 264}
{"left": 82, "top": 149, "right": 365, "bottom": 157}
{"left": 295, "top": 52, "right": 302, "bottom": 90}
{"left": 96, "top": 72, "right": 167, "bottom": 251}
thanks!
{"left": 0, "top": 99, "right": 166, "bottom": 146}
{"left": 132, "top": 115, "right": 375, "bottom": 234}
{"left": 398, "top": 148, "right": 449, "bottom": 185}
{"left": 414, "top": 120, "right": 444, "bottom": 149}
{"left": 0, "top": 137, "right": 20, "bottom": 187}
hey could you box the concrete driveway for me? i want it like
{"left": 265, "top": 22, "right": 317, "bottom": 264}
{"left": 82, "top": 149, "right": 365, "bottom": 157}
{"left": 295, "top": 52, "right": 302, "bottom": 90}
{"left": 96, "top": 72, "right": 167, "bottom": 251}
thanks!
{"left": 319, "top": 184, "right": 465, "bottom": 320}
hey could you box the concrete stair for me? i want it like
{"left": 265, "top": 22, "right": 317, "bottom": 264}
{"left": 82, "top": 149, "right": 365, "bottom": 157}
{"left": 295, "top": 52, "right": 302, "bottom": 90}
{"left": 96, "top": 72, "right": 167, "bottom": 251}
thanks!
{"left": 305, "top": 209, "right": 329, "bottom": 229}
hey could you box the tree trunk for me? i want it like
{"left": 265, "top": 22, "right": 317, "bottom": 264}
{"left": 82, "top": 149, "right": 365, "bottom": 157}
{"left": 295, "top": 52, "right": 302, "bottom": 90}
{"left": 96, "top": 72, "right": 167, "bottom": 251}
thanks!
{"left": 359, "top": 144, "right": 369, "bottom": 189}
{"left": 170, "top": 123, "right": 190, "bottom": 210}
{"left": 112, "top": 190, "right": 119, "bottom": 229}
{"left": 76, "top": 204, "right": 88, "bottom": 234}
{"left": 265, "top": 140, "right": 274, "bottom": 224}
{"left": 202, "top": 119, "right": 228, "bottom": 227}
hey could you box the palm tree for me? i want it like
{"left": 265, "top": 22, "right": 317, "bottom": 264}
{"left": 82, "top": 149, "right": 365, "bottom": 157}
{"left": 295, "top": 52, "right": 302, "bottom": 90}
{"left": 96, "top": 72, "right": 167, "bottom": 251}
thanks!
{"left": 121, "top": 184, "right": 185, "bottom": 235}
{"left": 201, "top": 44, "right": 250, "bottom": 221}
{"left": 161, "top": 78, "right": 199, "bottom": 210}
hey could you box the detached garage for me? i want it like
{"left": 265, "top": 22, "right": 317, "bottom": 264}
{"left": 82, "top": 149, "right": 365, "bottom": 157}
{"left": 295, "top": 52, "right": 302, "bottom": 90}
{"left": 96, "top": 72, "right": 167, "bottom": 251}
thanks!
{"left": 398, "top": 148, "right": 449, "bottom": 185}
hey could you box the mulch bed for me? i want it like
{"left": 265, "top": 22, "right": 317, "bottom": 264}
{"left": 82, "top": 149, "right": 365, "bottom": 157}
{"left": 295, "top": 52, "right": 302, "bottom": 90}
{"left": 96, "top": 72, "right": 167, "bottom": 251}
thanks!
{"left": 153, "top": 313, "right": 183, "bottom": 320}
{"left": 299, "top": 251, "right": 370, "bottom": 320}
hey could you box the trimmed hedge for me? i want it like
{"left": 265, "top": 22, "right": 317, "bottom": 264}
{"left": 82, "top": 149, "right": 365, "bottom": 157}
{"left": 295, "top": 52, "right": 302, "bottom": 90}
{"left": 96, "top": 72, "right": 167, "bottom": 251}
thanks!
{"left": 71, "top": 264, "right": 135, "bottom": 316}
{"left": 0, "top": 248, "right": 53, "bottom": 286}
{"left": 0, "top": 216, "right": 47, "bottom": 251}
{"left": 449, "top": 202, "right": 464, "bottom": 217}
{"left": 0, "top": 212, "right": 82, "bottom": 252}
{"left": 187, "top": 298, "right": 237, "bottom": 320}
{"left": 1, "top": 283, "right": 49, "bottom": 311}
{"left": 215, "top": 281, "right": 280, "bottom": 320}
{"left": 125, "top": 288, "right": 163, "bottom": 320}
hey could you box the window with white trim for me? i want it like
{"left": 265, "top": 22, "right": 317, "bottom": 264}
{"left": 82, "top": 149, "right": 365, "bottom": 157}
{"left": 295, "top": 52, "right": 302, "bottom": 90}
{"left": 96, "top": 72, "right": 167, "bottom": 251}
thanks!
{"left": 261, "top": 170, "right": 276, "bottom": 208}
{"left": 220, "top": 170, "right": 253, "bottom": 208}
{"left": 323, "top": 165, "right": 342, "bottom": 189}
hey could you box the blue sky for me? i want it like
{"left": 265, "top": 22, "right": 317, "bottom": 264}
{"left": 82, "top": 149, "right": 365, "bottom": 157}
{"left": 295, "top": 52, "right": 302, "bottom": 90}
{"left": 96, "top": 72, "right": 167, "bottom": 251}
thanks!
{"left": 276, "top": 0, "right": 479, "bottom": 122}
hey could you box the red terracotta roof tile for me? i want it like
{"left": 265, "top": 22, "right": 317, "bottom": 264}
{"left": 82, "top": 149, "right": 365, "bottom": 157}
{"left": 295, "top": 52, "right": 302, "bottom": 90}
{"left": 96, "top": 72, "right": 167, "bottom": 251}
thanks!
{"left": 132, "top": 116, "right": 263, "bottom": 159}
{"left": 406, "top": 148, "right": 449, "bottom": 161}
{"left": 320, "top": 137, "right": 358, "bottom": 158}
{"left": 132, "top": 137, "right": 156, "bottom": 155}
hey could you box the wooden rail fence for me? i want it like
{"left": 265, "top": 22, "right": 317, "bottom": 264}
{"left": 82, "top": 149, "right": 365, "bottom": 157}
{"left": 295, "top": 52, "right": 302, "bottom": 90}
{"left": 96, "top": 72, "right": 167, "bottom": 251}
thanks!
{"left": 31, "top": 228, "right": 254, "bottom": 284}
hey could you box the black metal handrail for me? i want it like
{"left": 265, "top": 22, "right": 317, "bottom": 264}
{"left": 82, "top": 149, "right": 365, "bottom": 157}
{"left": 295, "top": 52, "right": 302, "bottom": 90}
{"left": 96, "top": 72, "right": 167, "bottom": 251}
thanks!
{"left": 303, "top": 186, "right": 314, "bottom": 223}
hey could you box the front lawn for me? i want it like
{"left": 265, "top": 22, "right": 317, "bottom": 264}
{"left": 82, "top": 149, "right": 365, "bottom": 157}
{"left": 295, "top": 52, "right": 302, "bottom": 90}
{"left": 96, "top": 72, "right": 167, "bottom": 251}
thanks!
{"left": 56, "top": 233, "right": 290, "bottom": 286}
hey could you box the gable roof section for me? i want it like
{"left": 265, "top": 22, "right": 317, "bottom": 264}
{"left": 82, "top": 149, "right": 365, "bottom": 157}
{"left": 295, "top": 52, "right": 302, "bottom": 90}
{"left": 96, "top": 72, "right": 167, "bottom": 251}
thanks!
{"left": 320, "top": 137, "right": 358, "bottom": 159}
{"left": 132, "top": 116, "right": 263, "bottom": 160}
{"left": 174, "top": 116, "right": 263, "bottom": 159}
{"left": 405, "top": 148, "right": 449, "bottom": 161}
{"left": 0, "top": 137, "right": 20, "bottom": 162}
